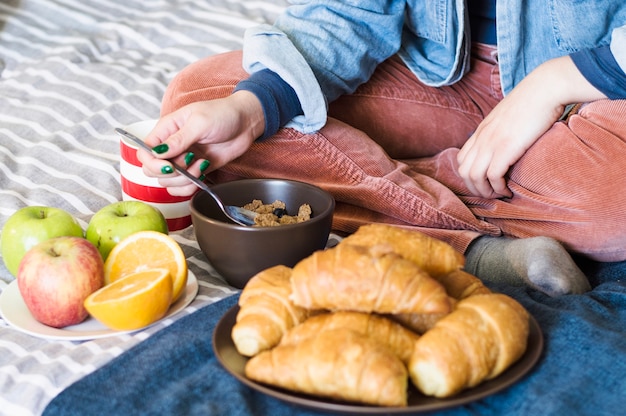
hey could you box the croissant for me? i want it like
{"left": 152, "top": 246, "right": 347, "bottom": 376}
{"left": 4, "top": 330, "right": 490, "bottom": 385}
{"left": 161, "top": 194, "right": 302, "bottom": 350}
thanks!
{"left": 231, "top": 265, "right": 310, "bottom": 357}
{"left": 340, "top": 223, "right": 465, "bottom": 277}
{"left": 408, "top": 293, "right": 529, "bottom": 398}
{"left": 290, "top": 243, "right": 452, "bottom": 315}
{"left": 280, "top": 311, "right": 419, "bottom": 365}
{"left": 436, "top": 269, "right": 491, "bottom": 299}
{"left": 245, "top": 329, "right": 408, "bottom": 407}
{"left": 390, "top": 309, "right": 452, "bottom": 335}
{"left": 392, "top": 270, "right": 491, "bottom": 333}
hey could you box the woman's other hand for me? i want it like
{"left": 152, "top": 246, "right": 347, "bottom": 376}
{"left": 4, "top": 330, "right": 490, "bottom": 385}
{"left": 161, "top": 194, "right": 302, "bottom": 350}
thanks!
{"left": 457, "top": 56, "right": 606, "bottom": 199}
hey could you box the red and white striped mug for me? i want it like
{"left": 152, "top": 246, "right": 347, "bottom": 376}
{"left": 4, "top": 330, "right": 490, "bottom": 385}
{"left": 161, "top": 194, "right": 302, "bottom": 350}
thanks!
{"left": 119, "top": 120, "right": 192, "bottom": 231}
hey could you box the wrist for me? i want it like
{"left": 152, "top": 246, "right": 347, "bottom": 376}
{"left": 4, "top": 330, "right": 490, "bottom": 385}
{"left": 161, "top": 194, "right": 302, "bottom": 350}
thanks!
{"left": 538, "top": 56, "right": 607, "bottom": 105}
{"left": 233, "top": 69, "right": 304, "bottom": 141}
{"left": 230, "top": 90, "right": 265, "bottom": 141}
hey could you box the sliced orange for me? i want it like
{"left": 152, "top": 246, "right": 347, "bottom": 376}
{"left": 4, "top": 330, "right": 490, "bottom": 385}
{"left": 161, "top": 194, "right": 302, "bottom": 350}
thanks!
{"left": 103, "top": 230, "right": 188, "bottom": 302}
{"left": 84, "top": 268, "right": 173, "bottom": 331}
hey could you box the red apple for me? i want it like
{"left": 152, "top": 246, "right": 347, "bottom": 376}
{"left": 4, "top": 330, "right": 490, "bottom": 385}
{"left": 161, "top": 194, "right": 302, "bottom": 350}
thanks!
{"left": 17, "top": 236, "right": 104, "bottom": 328}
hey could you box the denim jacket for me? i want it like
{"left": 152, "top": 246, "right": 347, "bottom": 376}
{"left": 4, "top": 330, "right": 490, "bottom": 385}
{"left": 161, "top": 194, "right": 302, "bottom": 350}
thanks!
{"left": 241, "top": 0, "right": 626, "bottom": 133}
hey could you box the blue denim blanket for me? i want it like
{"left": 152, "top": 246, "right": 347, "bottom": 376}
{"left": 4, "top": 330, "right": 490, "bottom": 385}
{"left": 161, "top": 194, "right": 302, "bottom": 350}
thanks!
{"left": 43, "top": 259, "right": 626, "bottom": 416}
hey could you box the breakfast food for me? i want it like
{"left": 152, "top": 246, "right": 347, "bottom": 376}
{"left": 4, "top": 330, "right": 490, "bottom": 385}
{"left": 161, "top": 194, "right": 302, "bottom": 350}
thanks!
{"left": 408, "top": 293, "right": 530, "bottom": 398}
{"left": 84, "top": 268, "right": 173, "bottom": 331}
{"left": 391, "top": 269, "right": 492, "bottom": 334}
{"left": 290, "top": 243, "right": 453, "bottom": 314}
{"left": 245, "top": 329, "right": 409, "bottom": 407}
{"left": 103, "top": 230, "right": 188, "bottom": 302}
{"left": 340, "top": 223, "right": 465, "bottom": 277}
{"left": 243, "top": 199, "right": 312, "bottom": 226}
{"left": 389, "top": 310, "right": 449, "bottom": 335}
{"left": 231, "top": 265, "right": 310, "bottom": 356}
{"left": 435, "top": 269, "right": 492, "bottom": 299}
{"left": 231, "top": 224, "right": 532, "bottom": 407}
{"left": 279, "top": 311, "right": 419, "bottom": 365}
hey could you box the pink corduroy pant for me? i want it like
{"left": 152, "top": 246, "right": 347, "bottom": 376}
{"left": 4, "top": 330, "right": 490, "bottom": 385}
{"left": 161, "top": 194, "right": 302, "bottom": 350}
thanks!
{"left": 161, "top": 44, "right": 626, "bottom": 262}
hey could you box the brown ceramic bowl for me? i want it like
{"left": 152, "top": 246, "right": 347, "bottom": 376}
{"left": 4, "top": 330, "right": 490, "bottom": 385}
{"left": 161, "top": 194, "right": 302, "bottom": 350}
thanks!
{"left": 190, "top": 179, "right": 335, "bottom": 289}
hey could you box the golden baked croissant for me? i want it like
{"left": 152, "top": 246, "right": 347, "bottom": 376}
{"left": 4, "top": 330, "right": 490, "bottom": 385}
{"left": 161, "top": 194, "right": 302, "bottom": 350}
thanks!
{"left": 392, "top": 270, "right": 491, "bottom": 333}
{"left": 280, "top": 311, "right": 419, "bottom": 364}
{"left": 390, "top": 310, "right": 451, "bottom": 335}
{"left": 290, "top": 243, "right": 452, "bottom": 315}
{"left": 340, "top": 223, "right": 465, "bottom": 277}
{"left": 245, "top": 329, "right": 408, "bottom": 407}
{"left": 436, "top": 269, "right": 491, "bottom": 299}
{"left": 408, "top": 293, "right": 529, "bottom": 398}
{"left": 231, "top": 265, "right": 310, "bottom": 357}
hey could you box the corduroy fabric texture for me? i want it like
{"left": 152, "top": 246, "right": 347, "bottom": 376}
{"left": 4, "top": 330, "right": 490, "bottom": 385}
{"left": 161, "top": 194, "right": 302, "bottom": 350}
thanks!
{"left": 160, "top": 45, "right": 626, "bottom": 261}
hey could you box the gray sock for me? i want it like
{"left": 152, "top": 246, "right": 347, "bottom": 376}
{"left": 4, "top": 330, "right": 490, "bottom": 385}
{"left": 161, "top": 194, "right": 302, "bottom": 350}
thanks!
{"left": 464, "top": 236, "right": 591, "bottom": 297}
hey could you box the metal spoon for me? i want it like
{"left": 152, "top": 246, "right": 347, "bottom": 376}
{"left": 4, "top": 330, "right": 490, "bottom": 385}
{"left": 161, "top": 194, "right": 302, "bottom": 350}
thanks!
{"left": 115, "top": 128, "right": 257, "bottom": 226}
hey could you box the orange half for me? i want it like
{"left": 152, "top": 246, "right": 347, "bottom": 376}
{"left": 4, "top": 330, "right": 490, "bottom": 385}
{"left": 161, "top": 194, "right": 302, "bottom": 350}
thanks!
{"left": 85, "top": 268, "right": 173, "bottom": 331}
{"left": 103, "top": 230, "right": 188, "bottom": 302}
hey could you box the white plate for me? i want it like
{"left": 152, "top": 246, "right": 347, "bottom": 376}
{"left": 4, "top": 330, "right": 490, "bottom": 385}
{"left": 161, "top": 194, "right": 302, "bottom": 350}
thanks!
{"left": 0, "top": 270, "right": 199, "bottom": 341}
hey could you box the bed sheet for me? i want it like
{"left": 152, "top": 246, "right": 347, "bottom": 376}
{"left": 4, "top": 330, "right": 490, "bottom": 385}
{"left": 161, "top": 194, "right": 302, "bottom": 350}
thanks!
{"left": 3, "top": 1, "right": 626, "bottom": 416}
{"left": 0, "top": 1, "right": 285, "bottom": 414}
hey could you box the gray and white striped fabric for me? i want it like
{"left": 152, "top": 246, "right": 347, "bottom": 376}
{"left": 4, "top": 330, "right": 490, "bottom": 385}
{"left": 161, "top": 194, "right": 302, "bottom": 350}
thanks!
{"left": 0, "top": 1, "right": 286, "bottom": 414}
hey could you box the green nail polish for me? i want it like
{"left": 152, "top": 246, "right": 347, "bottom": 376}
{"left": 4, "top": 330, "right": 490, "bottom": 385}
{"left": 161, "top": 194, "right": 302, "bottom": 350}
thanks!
{"left": 199, "top": 160, "right": 210, "bottom": 172}
{"left": 198, "top": 174, "right": 206, "bottom": 182}
{"left": 152, "top": 143, "right": 169, "bottom": 154}
{"left": 184, "top": 152, "right": 195, "bottom": 166}
{"left": 161, "top": 165, "right": 174, "bottom": 174}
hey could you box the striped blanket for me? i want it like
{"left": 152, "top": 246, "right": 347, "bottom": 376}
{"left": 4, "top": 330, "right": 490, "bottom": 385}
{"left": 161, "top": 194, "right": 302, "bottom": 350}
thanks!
{"left": 4, "top": 2, "right": 626, "bottom": 416}
{"left": 0, "top": 1, "right": 285, "bottom": 414}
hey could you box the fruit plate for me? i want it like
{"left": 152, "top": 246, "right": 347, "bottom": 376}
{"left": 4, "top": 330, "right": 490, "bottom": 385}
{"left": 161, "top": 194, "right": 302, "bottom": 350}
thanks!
{"left": 0, "top": 270, "right": 198, "bottom": 341}
{"left": 213, "top": 305, "right": 544, "bottom": 415}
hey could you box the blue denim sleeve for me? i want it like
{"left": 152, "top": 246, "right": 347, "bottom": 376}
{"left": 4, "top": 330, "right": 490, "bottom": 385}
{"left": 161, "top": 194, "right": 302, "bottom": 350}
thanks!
{"left": 233, "top": 69, "right": 303, "bottom": 141}
{"left": 274, "top": 2, "right": 406, "bottom": 101}
{"left": 570, "top": 45, "right": 626, "bottom": 99}
{"left": 241, "top": 1, "right": 407, "bottom": 133}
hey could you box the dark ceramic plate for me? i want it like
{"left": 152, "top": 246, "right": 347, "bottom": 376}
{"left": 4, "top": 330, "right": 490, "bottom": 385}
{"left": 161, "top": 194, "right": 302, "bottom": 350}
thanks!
{"left": 212, "top": 305, "right": 543, "bottom": 414}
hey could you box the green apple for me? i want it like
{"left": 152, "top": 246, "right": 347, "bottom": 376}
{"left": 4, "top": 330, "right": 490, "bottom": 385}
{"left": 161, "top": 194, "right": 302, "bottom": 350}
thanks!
{"left": 1, "top": 206, "right": 84, "bottom": 277}
{"left": 17, "top": 236, "right": 104, "bottom": 328}
{"left": 85, "top": 201, "right": 168, "bottom": 261}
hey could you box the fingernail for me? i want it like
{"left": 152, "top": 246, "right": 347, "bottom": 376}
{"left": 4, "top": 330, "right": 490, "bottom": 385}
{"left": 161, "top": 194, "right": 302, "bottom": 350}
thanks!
{"left": 198, "top": 174, "right": 206, "bottom": 182}
{"left": 161, "top": 165, "right": 174, "bottom": 174}
{"left": 184, "top": 152, "right": 195, "bottom": 166}
{"left": 199, "top": 160, "right": 210, "bottom": 172}
{"left": 152, "top": 143, "right": 169, "bottom": 154}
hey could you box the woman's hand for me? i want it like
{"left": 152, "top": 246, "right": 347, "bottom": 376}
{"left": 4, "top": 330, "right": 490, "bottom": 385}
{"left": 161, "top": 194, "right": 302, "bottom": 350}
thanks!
{"left": 137, "top": 90, "right": 265, "bottom": 196}
{"left": 457, "top": 56, "right": 606, "bottom": 199}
